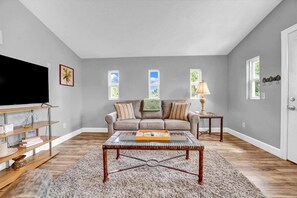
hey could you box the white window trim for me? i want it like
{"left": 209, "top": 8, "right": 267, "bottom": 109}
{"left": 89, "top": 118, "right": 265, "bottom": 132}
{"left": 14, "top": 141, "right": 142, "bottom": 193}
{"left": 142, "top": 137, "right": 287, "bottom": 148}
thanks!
{"left": 108, "top": 70, "right": 119, "bottom": 100}
{"left": 148, "top": 69, "right": 160, "bottom": 99}
{"left": 246, "top": 56, "right": 260, "bottom": 100}
{"left": 190, "top": 69, "right": 202, "bottom": 99}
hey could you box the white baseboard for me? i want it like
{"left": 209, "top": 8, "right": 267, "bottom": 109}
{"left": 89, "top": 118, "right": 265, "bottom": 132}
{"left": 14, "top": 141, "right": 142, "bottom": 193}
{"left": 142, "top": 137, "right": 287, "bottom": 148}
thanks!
{"left": 199, "top": 127, "right": 227, "bottom": 133}
{"left": 52, "top": 128, "right": 82, "bottom": 147}
{"left": 81, "top": 127, "right": 108, "bottom": 133}
{"left": 226, "top": 128, "right": 281, "bottom": 158}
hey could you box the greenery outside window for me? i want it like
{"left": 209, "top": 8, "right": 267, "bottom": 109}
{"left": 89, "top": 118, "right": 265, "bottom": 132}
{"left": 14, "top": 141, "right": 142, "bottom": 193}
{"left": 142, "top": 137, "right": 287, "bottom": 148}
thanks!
{"left": 108, "top": 70, "right": 119, "bottom": 100}
{"left": 148, "top": 70, "right": 160, "bottom": 99}
{"left": 246, "top": 56, "right": 260, "bottom": 100}
{"left": 190, "top": 69, "right": 202, "bottom": 99}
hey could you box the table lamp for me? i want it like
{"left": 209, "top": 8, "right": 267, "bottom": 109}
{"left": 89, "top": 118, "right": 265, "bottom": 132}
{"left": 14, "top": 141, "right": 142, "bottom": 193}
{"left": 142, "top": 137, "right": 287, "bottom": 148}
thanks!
{"left": 196, "top": 80, "right": 210, "bottom": 115}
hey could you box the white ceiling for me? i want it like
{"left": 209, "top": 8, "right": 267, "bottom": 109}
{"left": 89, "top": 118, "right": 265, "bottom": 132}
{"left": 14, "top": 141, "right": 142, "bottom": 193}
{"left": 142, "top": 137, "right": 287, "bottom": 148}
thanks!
{"left": 20, "top": 0, "right": 282, "bottom": 59}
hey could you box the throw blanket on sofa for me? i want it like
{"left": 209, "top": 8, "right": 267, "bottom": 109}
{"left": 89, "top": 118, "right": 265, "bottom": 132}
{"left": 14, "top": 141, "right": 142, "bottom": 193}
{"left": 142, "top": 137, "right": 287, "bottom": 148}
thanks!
{"left": 143, "top": 99, "right": 161, "bottom": 112}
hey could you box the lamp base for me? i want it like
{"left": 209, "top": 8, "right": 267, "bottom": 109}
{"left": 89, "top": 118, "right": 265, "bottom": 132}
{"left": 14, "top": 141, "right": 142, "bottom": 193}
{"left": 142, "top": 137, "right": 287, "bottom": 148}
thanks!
{"left": 200, "top": 95, "right": 207, "bottom": 115}
{"left": 200, "top": 110, "right": 207, "bottom": 115}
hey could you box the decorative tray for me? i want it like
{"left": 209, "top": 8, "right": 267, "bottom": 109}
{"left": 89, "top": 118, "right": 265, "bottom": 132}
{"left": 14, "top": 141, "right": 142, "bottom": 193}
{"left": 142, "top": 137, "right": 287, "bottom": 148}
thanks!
{"left": 0, "top": 148, "right": 18, "bottom": 158}
{"left": 135, "top": 130, "right": 170, "bottom": 142}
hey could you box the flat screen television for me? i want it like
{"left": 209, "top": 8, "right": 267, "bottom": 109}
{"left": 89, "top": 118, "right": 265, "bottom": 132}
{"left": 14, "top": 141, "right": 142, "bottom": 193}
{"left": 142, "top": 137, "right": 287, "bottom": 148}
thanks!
{"left": 0, "top": 54, "right": 49, "bottom": 106}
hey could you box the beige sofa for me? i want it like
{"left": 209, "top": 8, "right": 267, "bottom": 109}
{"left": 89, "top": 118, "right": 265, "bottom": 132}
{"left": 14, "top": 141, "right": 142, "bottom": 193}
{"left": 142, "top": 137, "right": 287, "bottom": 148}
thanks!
{"left": 105, "top": 100, "right": 199, "bottom": 137}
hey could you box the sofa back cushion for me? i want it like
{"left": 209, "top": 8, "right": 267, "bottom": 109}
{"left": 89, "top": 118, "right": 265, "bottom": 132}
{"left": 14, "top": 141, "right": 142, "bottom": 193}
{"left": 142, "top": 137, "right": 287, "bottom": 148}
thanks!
{"left": 142, "top": 111, "right": 163, "bottom": 119}
{"left": 116, "top": 100, "right": 142, "bottom": 119}
{"left": 169, "top": 102, "right": 190, "bottom": 121}
{"left": 114, "top": 103, "right": 136, "bottom": 121}
{"left": 162, "top": 100, "right": 187, "bottom": 119}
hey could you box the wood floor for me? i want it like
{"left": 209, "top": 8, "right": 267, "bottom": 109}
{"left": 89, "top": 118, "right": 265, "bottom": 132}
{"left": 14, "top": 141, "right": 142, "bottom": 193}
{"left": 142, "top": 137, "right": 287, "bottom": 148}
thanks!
{"left": 18, "top": 132, "right": 297, "bottom": 197}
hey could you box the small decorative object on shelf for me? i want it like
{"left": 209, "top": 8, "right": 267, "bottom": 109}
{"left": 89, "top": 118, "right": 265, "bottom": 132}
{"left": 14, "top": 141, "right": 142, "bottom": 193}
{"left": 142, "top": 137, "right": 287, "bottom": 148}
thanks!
{"left": 25, "top": 130, "right": 38, "bottom": 139}
{"left": 0, "top": 145, "right": 18, "bottom": 158}
{"left": 19, "top": 136, "right": 43, "bottom": 148}
{"left": 0, "top": 142, "right": 8, "bottom": 156}
{"left": 0, "top": 124, "right": 14, "bottom": 134}
{"left": 22, "top": 111, "right": 39, "bottom": 128}
{"left": 12, "top": 155, "right": 27, "bottom": 170}
{"left": 262, "top": 75, "right": 281, "bottom": 85}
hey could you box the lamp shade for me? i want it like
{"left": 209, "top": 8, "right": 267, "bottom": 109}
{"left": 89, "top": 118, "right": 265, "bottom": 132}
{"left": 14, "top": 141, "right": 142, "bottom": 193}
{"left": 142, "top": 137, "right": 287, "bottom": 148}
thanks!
{"left": 196, "top": 81, "right": 210, "bottom": 95}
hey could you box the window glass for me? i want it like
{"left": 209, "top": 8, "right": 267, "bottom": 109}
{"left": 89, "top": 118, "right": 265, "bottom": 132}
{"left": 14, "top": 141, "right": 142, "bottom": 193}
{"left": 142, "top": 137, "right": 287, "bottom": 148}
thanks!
{"left": 108, "top": 70, "right": 119, "bottom": 100}
{"left": 190, "top": 69, "right": 202, "bottom": 99}
{"left": 149, "top": 70, "right": 160, "bottom": 99}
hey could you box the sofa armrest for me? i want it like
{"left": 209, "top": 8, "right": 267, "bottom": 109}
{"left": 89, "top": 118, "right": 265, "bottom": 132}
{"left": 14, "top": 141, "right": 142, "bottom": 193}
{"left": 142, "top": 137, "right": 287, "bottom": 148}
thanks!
{"left": 188, "top": 111, "right": 199, "bottom": 123}
{"left": 188, "top": 111, "right": 199, "bottom": 137}
{"left": 105, "top": 112, "right": 117, "bottom": 124}
{"left": 105, "top": 112, "right": 117, "bottom": 137}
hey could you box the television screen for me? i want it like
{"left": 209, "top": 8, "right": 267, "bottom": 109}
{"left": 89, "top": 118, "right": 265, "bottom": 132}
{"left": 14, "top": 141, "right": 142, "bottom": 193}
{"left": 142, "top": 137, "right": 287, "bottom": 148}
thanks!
{"left": 0, "top": 54, "right": 49, "bottom": 106}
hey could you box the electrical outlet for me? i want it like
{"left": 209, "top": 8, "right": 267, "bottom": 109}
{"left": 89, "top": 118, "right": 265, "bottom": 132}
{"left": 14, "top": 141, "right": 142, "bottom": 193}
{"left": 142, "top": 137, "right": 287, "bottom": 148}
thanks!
{"left": 242, "top": 122, "right": 246, "bottom": 128}
{"left": 63, "top": 123, "right": 67, "bottom": 129}
{"left": 261, "top": 92, "right": 265, "bottom": 99}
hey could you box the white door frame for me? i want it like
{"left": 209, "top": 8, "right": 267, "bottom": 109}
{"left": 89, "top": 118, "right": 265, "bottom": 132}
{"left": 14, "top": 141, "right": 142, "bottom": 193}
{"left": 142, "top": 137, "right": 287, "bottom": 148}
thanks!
{"left": 280, "top": 23, "right": 297, "bottom": 160}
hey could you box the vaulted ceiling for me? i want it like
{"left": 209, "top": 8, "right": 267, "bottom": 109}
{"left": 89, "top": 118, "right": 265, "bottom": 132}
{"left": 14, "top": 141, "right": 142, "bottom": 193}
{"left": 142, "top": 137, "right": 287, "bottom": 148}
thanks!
{"left": 20, "top": 0, "right": 282, "bottom": 59}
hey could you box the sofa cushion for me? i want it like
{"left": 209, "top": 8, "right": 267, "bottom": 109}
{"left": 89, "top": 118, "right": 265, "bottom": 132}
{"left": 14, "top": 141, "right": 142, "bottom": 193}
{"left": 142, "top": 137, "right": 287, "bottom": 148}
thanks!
{"left": 139, "top": 119, "right": 165, "bottom": 130}
{"left": 114, "top": 103, "right": 136, "bottom": 121}
{"left": 114, "top": 119, "right": 141, "bottom": 130}
{"left": 162, "top": 100, "right": 187, "bottom": 119}
{"left": 117, "top": 100, "right": 142, "bottom": 119}
{"left": 142, "top": 111, "right": 163, "bottom": 119}
{"left": 164, "top": 119, "right": 191, "bottom": 130}
{"left": 169, "top": 102, "right": 190, "bottom": 121}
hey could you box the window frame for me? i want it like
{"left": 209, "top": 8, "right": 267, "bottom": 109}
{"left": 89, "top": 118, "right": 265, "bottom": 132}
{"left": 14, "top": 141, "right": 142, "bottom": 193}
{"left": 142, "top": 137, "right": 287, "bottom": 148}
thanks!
{"left": 148, "top": 69, "right": 160, "bottom": 99}
{"left": 190, "top": 69, "right": 202, "bottom": 99}
{"left": 108, "top": 70, "right": 119, "bottom": 100}
{"left": 246, "top": 56, "right": 260, "bottom": 100}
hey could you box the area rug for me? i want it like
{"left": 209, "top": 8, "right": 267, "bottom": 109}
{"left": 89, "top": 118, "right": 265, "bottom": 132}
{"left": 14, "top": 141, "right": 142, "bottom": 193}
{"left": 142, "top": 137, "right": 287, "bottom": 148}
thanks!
{"left": 49, "top": 148, "right": 265, "bottom": 198}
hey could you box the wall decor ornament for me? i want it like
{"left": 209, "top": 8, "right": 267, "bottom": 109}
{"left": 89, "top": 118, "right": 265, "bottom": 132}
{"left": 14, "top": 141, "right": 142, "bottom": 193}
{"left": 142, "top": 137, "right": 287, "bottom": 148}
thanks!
{"left": 60, "top": 64, "right": 74, "bottom": 87}
{"left": 262, "top": 75, "right": 281, "bottom": 85}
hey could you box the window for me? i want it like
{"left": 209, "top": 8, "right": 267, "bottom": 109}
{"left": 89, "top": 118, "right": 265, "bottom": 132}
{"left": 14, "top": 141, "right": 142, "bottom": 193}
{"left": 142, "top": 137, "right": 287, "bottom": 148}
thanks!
{"left": 246, "top": 56, "right": 260, "bottom": 100}
{"left": 108, "top": 70, "right": 119, "bottom": 100}
{"left": 190, "top": 69, "right": 202, "bottom": 99}
{"left": 148, "top": 70, "right": 160, "bottom": 98}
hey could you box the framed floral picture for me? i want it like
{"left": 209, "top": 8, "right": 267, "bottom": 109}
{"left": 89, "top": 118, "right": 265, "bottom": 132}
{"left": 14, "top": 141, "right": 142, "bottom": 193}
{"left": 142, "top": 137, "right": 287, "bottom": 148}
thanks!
{"left": 59, "top": 64, "right": 74, "bottom": 87}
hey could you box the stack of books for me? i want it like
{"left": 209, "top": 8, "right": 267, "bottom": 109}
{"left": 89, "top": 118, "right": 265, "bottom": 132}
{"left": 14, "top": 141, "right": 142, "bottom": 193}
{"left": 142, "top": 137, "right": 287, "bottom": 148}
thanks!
{"left": 19, "top": 137, "right": 43, "bottom": 147}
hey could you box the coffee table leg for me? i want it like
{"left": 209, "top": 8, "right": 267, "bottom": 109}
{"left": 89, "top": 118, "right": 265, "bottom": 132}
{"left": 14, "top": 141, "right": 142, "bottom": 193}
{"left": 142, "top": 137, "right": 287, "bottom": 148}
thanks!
{"left": 197, "top": 122, "right": 200, "bottom": 139}
{"left": 220, "top": 117, "right": 223, "bottom": 142}
{"left": 198, "top": 150, "right": 203, "bottom": 185}
{"left": 103, "top": 149, "right": 108, "bottom": 183}
{"left": 209, "top": 118, "right": 212, "bottom": 134}
{"left": 186, "top": 150, "right": 189, "bottom": 160}
{"left": 116, "top": 149, "right": 120, "bottom": 159}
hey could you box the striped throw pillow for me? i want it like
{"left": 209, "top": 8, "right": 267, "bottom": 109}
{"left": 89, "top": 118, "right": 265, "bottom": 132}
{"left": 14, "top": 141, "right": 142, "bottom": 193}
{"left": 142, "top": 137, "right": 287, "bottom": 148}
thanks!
{"left": 114, "top": 103, "right": 136, "bottom": 121}
{"left": 169, "top": 102, "right": 190, "bottom": 121}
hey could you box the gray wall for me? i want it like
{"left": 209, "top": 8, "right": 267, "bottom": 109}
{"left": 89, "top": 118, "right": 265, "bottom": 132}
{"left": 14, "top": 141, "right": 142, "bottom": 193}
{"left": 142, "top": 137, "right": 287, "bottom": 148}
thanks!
{"left": 227, "top": 0, "right": 297, "bottom": 148}
{"left": 0, "top": 0, "right": 83, "bottom": 136}
{"left": 82, "top": 56, "right": 228, "bottom": 128}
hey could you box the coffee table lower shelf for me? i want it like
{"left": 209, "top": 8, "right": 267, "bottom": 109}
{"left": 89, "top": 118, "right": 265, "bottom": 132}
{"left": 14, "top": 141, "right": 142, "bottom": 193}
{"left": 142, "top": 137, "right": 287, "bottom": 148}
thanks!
{"left": 102, "top": 148, "right": 204, "bottom": 184}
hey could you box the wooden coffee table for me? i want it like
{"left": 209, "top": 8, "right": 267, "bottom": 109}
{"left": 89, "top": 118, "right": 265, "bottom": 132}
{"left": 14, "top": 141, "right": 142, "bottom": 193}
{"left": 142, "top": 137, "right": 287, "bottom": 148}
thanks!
{"left": 102, "top": 131, "right": 205, "bottom": 184}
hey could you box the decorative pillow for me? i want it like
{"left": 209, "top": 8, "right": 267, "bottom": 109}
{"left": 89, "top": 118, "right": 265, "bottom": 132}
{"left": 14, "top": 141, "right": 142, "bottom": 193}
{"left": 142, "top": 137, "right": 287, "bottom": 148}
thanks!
{"left": 114, "top": 103, "right": 136, "bottom": 121}
{"left": 168, "top": 102, "right": 190, "bottom": 121}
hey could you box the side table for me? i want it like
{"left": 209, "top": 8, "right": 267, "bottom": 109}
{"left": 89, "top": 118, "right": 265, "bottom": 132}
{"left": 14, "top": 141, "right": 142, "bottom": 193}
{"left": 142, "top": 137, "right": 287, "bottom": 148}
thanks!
{"left": 196, "top": 112, "right": 224, "bottom": 142}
